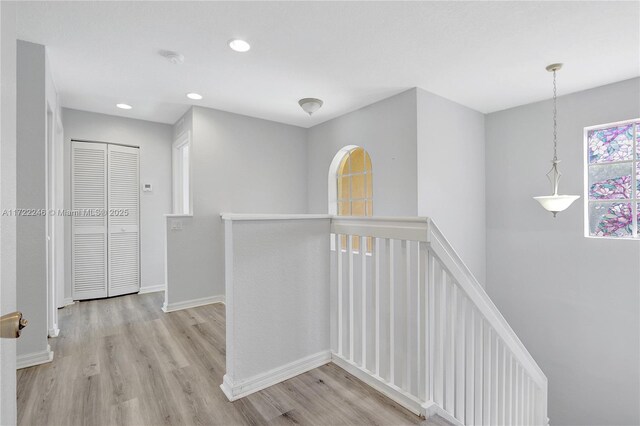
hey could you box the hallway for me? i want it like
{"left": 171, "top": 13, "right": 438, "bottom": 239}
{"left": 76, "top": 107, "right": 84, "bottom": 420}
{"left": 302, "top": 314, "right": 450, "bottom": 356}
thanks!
{"left": 17, "top": 293, "right": 448, "bottom": 425}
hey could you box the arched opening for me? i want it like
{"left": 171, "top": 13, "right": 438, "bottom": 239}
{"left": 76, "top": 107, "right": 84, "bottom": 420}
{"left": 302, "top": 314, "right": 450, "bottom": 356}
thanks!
{"left": 328, "top": 146, "right": 373, "bottom": 251}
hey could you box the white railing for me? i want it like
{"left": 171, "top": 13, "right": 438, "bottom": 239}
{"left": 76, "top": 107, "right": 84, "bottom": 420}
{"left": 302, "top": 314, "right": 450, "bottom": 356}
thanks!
{"left": 330, "top": 216, "right": 548, "bottom": 426}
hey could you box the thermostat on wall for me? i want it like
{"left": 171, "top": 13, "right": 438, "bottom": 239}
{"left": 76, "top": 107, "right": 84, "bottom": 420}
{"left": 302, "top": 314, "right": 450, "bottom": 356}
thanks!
{"left": 143, "top": 183, "right": 153, "bottom": 192}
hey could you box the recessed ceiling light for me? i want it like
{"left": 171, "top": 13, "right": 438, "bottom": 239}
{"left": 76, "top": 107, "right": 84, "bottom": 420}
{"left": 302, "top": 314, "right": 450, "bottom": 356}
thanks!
{"left": 229, "top": 39, "right": 250, "bottom": 53}
{"left": 186, "top": 93, "right": 203, "bottom": 100}
{"left": 116, "top": 103, "right": 132, "bottom": 110}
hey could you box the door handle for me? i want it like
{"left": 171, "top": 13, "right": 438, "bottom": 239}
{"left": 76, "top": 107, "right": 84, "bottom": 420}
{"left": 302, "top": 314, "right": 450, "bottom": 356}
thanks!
{"left": 0, "top": 311, "right": 28, "bottom": 338}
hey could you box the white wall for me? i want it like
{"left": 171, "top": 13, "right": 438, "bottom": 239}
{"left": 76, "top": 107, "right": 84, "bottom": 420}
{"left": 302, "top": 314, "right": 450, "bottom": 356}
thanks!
{"left": 417, "top": 88, "right": 486, "bottom": 284}
{"left": 165, "top": 106, "right": 308, "bottom": 307}
{"left": 307, "top": 89, "right": 418, "bottom": 216}
{"left": 0, "top": 2, "right": 18, "bottom": 423}
{"left": 62, "top": 108, "right": 173, "bottom": 298}
{"left": 486, "top": 78, "right": 640, "bottom": 426}
{"left": 221, "top": 217, "right": 330, "bottom": 399}
{"left": 16, "top": 40, "right": 51, "bottom": 362}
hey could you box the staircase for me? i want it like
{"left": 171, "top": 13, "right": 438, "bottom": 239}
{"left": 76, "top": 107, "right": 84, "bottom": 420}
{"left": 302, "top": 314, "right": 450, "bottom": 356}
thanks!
{"left": 220, "top": 214, "right": 548, "bottom": 426}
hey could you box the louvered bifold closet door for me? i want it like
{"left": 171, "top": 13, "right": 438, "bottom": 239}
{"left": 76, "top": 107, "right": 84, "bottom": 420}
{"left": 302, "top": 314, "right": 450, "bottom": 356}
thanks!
{"left": 72, "top": 142, "right": 108, "bottom": 300}
{"left": 107, "top": 144, "right": 140, "bottom": 296}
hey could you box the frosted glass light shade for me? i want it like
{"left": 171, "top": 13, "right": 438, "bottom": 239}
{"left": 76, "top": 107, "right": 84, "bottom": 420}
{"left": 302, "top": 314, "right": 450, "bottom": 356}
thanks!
{"left": 533, "top": 194, "right": 580, "bottom": 216}
{"left": 298, "top": 98, "right": 323, "bottom": 115}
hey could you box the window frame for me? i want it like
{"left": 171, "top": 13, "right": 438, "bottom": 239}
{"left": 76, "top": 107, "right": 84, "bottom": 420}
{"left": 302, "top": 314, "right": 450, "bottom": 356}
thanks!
{"left": 172, "top": 131, "right": 192, "bottom": 215}
{"left": 328, "top": 146, "right": 373, "bottom": 253}
{"left": 584, "top": 118, "right": 639, "bottom": 240}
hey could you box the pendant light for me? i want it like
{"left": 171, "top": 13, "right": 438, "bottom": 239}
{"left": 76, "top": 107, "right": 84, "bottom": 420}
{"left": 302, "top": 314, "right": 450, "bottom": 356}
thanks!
{"left": 533, "top": 63, "right": 580, "bottom": 217}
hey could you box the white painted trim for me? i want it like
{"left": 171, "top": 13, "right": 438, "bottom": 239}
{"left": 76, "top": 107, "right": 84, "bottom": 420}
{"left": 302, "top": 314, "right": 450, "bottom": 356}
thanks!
{"left": 422, "top": 401, "right": 464, "bottom": 426}
{"left": 60, "top": 298, "right": 75, "bottom": 308}
{"left": 17, "top": 345, "right": 54, "bottom": 370}
{"left": 220, "top": 351, "right": 331, "bottom": 401}
{"left": 327, "top": 145, "right": 360, "bottom": 216}
{"left": 331, "top": 354, "right": 424, "bottom": 416}
{"left": 172, "top": 131, "right": 192, "bottom": 215}
{"left": 162, "top": 295, "right": 225, "bottom": 313}
{"left": 220, "top": 213, "right": 331, "bottom": 221}
{"left": 138, "top": 284, "right": 165, "bottom": 294}
{"left": 164, "top": 213, "right": 193, "bottom": 218}
{"left": 48, "top": 327, "right": 60, "bottom": 338}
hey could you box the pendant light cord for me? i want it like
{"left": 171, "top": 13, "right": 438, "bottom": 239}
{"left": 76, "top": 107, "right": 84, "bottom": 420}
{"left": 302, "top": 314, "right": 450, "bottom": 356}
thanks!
{"left": 553, "top": 69, "right": 558, "bottom": 162}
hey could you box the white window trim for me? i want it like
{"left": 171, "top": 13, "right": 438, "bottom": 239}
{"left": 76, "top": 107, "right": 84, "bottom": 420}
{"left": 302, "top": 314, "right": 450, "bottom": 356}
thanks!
{"left": 172, "top": 131, "right": 192, "bottom": 215}
{"left": 583, "top": 118, "right": 640, "bottom": 240}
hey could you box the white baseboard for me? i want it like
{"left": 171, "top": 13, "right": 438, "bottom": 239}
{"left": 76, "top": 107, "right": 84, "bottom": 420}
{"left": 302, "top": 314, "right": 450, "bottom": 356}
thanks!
{"left": 162, "top": 295, "right": 225, "bottom": 313}
{"left": 17, "top": 345, "right": 54, "bottom": 370}
{"left": 331, "top": 353, "right": 423, "bottom": 416}
{"left": 139, "top": 284, "right": 166, "bottom": 294}
{"left": 220, "top": 350, "right": 331, "bottom": 401}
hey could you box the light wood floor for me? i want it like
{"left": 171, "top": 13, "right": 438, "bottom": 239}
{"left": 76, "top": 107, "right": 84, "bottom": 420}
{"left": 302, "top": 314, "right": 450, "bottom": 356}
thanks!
{"left": 17, "top": 292, "right": 450, "bottom": 426}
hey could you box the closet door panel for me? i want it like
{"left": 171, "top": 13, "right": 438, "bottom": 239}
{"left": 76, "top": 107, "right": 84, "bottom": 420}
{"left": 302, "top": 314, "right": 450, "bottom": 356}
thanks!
{"left": 72, "top": 142, "right": 108, "bottom": 300}
{"left": 107, "top": 144, "right": 140, "bottom": 296}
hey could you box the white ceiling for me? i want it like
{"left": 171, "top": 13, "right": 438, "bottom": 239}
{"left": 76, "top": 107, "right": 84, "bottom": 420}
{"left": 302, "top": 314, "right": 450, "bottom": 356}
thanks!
{"left": 15, "top": 1, "right": 640, "bottom": 128}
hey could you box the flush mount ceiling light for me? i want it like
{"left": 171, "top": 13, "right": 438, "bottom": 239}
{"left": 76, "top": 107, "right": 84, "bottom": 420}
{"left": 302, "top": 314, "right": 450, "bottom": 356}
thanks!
{"left": 533, "top": 63, "right": 580, "bottom": 217}
{"left": 186, "top": 93, "right": 203, "bottom": 100}
{"left": 298, "top": 98, "right": 323, "bottom": 116}
{"left": 116, "top": 103, "right": 132, "bottom": 110}
{"left": 159, "top": 50, "right": 184, "bottom": 65}
{"left": 229, "top": 39, "right": 251, "bottom": 53}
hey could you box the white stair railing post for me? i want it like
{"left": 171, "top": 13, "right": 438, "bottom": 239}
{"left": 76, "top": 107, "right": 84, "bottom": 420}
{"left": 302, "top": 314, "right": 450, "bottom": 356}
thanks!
{"left": 336, "top": 233, "right": 343, "bottom": 357}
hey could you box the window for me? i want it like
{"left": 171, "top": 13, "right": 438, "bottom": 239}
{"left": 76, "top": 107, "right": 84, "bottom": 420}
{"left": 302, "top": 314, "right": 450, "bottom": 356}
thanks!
{"left": 172, "top": 132, "right": 192, "bottom": 214}
{"left": 585, "top": 120, "right": 639, "bottom": 238}
{"left": 334, "top": 146, "right": 372, "bottom": 251}
{"left": 337, "top": 147, "right": 373, "bottom": 217}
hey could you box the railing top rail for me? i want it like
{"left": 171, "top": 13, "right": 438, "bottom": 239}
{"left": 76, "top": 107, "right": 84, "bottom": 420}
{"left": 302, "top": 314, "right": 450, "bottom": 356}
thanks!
{"left": 331, "top": 215, "right": 430, "bottom": 224}
{"left": 221, "top": 214, "right": 431, "bottom": 223}
{"left": 331, "top": 216, "right": 431, "bottom": 242}
{"left": 220, "top": 213, "right": 332, "bottom": 221}
{"left": 427, "top": 221, "right": 548, "bottom": 388}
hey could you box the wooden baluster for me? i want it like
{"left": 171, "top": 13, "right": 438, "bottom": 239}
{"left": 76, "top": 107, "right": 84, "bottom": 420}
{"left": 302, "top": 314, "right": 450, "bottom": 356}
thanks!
{"left": 388, "top": 238, "right": 395, "bottom": 384}
{"left": 506, "top": 354, "right": 513, "bottom": 426}
{"left": 434, "top": 265, "right": 445, "bottom": 406}
{"left": 465, "top": 307, "right": 475, "bottom": 424}
{"left": 483, "top": 325, "right": 492, "bottom": 426}
{"left": 474, "top": 317, "right": 483, "bottom": 426}
{"left": 445, "top": 278, "right": 455, "bottom": 414}
{"left": 516, "top": 367, "right": 521, "bottom": 426}
{"left": 336, "top": 233, "right": 343, "bottom": 357}
{"left": 416, "top": 242, "right": 423, "bottom": 400}
{"left": 373, "top": 237, "right": 380, "bottom": 377}
{"left": 523, "top": 376, "right": 530, "bottom": 426}
{"left": 404, "top": 240, "right": 411, "bottom": 392}
{"left": 492, "top": 333, "right": 499, "bottom": 425}
{"left": 499, "top": 343, "right": 506, "bottom": 426}
{"left": 348, "top": 235, "right": 354, "bottom": 362}
{"left": 529, "top": 380, "right": 536, "bottom": 426}
{"left": 520, "top": 368, "right": 526, "bottom": 426}
{"left": 361, "top": 235, "right": 367, "bottom": 369}
{"left": 515, "top": 364, "right": 520, "bottom": 426}
{"left": 455, "top": 291, "right": 466, "bottom": 423}
{"left": 426, "top": 248, "right": 435, "bottom": 402}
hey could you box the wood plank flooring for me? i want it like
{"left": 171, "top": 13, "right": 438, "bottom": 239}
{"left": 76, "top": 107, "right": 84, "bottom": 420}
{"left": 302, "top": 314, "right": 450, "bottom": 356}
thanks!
{"left": 17, "top": 292, "right": 450, "bottom": 426}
